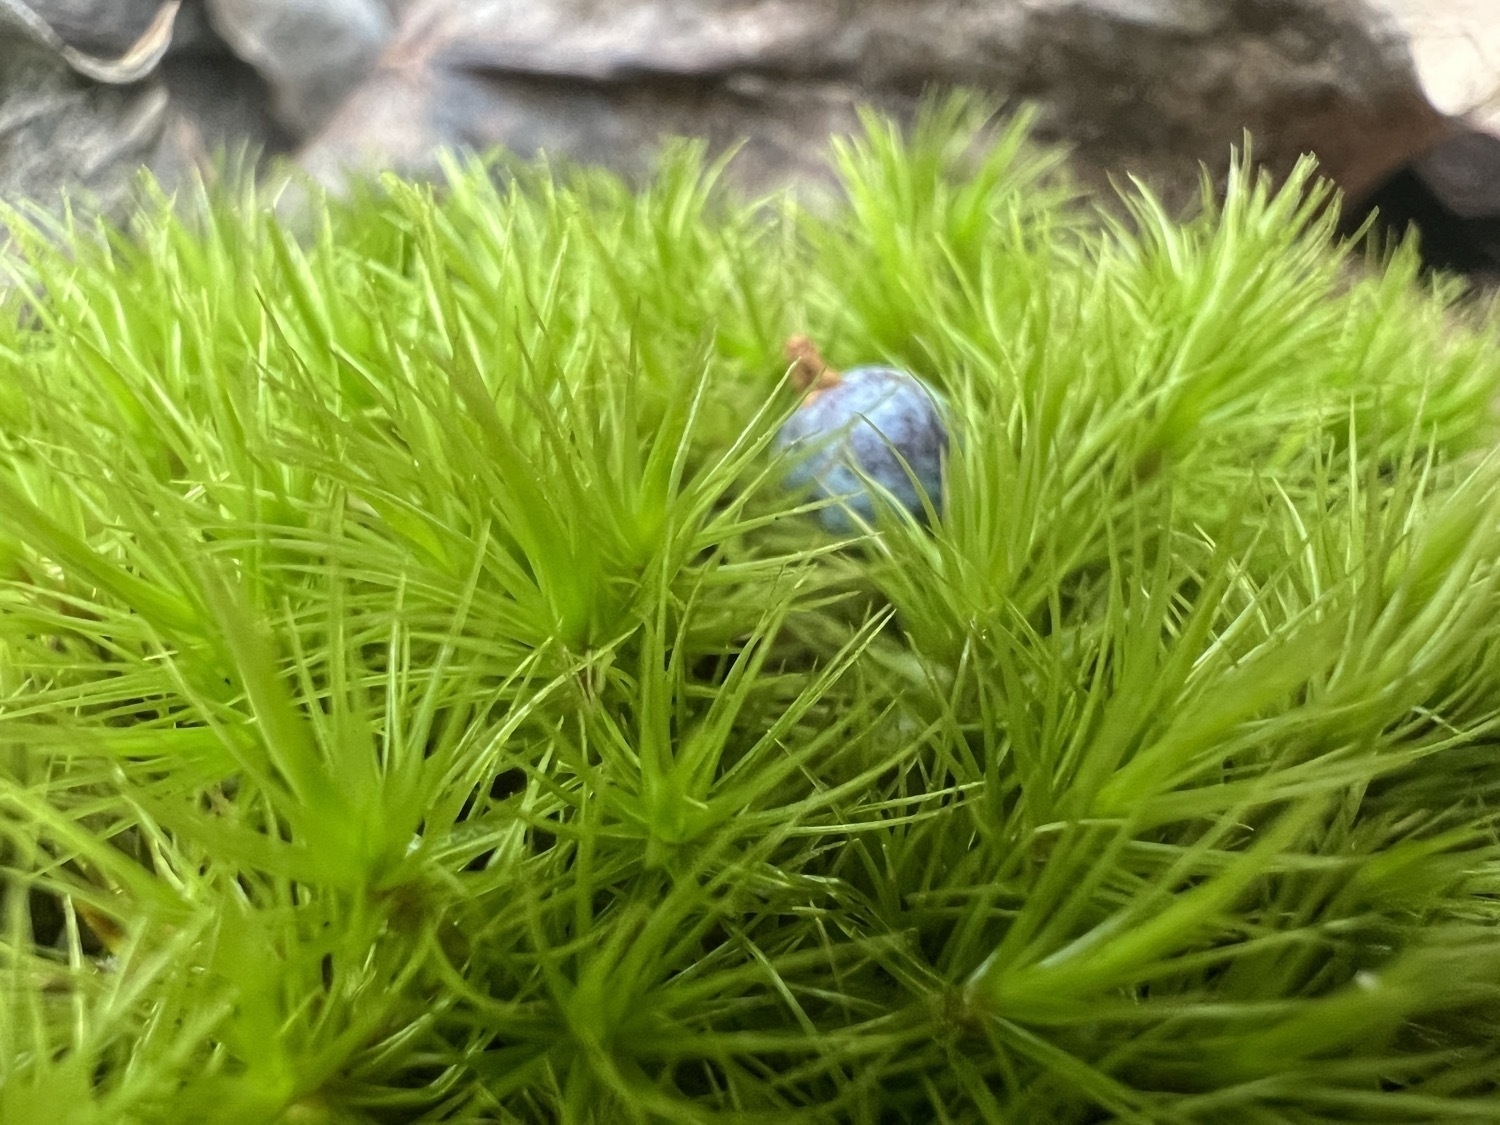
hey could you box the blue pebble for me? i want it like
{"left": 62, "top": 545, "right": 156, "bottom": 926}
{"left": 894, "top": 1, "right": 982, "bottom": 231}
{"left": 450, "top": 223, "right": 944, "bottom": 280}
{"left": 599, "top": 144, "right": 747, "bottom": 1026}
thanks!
{"left": 776, "top": 365, "right": 947, "bottom": 532}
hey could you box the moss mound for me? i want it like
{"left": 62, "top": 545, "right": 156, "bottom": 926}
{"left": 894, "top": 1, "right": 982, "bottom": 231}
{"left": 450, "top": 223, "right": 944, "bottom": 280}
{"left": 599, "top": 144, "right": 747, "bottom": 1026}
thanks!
{"left": 3, "top": 97, "right": 1500, "bottom": 1122}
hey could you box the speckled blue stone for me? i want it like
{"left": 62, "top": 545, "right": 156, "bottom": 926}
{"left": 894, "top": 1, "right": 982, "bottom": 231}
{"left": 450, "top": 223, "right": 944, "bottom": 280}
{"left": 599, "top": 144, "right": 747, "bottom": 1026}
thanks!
{"left": 776, "top": 365, "right": 947, "bottom": 532}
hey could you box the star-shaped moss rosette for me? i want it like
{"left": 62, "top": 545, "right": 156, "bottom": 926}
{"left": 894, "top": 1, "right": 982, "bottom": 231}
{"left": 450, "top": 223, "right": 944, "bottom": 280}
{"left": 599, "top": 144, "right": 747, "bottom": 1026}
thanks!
{"left": 775, "top": 334, "right": 947, "bottom": 531}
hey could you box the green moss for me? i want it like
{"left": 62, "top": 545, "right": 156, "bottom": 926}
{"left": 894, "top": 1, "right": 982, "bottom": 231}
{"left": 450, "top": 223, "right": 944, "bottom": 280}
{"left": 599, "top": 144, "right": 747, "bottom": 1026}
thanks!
{"left": 2, "top": 94, "right": 1500, "bottom": 1122}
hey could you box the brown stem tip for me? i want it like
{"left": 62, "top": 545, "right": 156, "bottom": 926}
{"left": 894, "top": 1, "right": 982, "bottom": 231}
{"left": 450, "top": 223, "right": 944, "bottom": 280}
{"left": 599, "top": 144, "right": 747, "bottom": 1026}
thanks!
{"left": 785, "top": 334, "right": 843, "bottom": 395}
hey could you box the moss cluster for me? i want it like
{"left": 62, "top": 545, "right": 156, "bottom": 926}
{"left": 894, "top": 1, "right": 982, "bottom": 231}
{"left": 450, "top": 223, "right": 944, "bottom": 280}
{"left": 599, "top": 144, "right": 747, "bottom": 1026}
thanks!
{"left": 2, "top": 96, "right": 1500, "bottom": 1122}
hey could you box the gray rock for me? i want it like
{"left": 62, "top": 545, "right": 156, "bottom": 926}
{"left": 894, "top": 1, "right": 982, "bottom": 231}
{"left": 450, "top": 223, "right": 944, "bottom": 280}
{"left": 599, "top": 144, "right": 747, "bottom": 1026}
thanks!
{"left": 0, "top": 0, "right": 180, "bottom": 83}
{"left": 297, "top": 0, "right": 1447, "bottom": 210}
{"left": 0, "top": 2, "right": 288, "bottom": 226}
{"left": 206, "top": 0, "right": 393, "bottom": 138}
{"left": 0, "top": 0, "right": 1461, "bottom": 240}
{"left": 12, "top": 0, "right": 167, "bottom": 56}
{"left": 0, "top": 39, "right": 176, "bottom": 218}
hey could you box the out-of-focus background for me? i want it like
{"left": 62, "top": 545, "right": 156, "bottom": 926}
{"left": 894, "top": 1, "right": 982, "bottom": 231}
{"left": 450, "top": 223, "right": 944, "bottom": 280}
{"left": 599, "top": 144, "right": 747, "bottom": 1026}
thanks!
{"left": 1383, "top": 0, "right": 1499, "bottom": 125}
{"left": 2, "top": 0, "right": 1497, "bottom": 277}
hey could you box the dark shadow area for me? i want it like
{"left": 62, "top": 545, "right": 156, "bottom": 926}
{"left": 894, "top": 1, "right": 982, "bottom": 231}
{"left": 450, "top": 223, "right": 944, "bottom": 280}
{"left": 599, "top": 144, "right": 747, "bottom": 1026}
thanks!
{"left": 1341, "top": 126, "right": 1500, "bottom": 282}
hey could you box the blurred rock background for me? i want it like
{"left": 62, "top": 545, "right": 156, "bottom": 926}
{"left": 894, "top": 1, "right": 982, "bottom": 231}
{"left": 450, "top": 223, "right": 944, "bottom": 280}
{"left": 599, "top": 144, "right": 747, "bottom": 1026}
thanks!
{"left": 1382, "top": 0, "right": 1499, "bottom": 126}
{"left": 1, "top": 0, "right": 1496, "bottom": 276}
